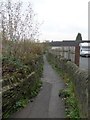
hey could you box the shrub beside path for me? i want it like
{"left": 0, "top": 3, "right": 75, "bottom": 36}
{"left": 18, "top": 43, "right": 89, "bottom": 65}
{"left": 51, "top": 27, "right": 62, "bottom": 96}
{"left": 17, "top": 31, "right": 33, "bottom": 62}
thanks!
{"left": 11, "top": 55, "right": 65, "bottom": 118}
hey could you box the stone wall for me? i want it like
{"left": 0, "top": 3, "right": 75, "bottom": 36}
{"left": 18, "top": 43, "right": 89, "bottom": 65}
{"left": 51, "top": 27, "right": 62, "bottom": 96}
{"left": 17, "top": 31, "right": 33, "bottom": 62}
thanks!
{"left": 3, "top": 72, "right": 34, "bottom": 117}
{"left": 47, "top": 53, "right": 88, "bottom": 118}
{"left": 65, "top": 61, "right": 88, "bottom": 118}
{"left": 2, "top": 56, "right": 43, "bottom": 118}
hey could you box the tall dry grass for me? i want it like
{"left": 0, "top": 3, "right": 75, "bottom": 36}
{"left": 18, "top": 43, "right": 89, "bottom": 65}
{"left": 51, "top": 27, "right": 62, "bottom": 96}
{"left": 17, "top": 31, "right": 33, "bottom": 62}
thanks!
{"left": 2, "top": 39, "right": 44, "bottom": 63}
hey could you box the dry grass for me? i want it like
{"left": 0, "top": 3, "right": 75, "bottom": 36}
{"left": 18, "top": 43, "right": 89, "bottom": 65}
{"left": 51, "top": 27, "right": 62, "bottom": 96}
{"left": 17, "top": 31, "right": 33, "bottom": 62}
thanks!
{"left": 2, "top": 39, "right": 44, "bottom": 61}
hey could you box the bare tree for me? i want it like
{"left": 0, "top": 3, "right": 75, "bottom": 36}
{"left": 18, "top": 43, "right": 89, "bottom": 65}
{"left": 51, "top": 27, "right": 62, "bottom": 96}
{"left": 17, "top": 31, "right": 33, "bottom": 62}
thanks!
{"left": 0, "top": 0, "right": 40, "bottom": 42}
{"left": 13, "top": 1, "right": 22, "bottom": 41}
{"left": 0, "top": 2, "right": 7, "bottom": 41}
{"left": 20, "top": 2, "right": 40, "bottom": 41}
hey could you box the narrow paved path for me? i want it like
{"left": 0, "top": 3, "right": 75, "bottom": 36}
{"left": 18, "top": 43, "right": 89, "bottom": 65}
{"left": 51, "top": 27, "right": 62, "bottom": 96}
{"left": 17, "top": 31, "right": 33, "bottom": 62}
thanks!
{"left": 11, "top": 56, "right": 65, "bottom": 118}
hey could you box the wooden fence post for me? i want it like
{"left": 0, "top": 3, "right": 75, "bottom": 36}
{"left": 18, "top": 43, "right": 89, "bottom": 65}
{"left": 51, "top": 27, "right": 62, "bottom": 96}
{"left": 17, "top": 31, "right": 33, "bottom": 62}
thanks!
{"left": 75, "top": 45, "right": 80, "bottom": 66}
{"left": 62, "top": 46, "right": 64, "bottom": 57}
{"left": 68, "top": 46, "right": 71, "bottom": 61}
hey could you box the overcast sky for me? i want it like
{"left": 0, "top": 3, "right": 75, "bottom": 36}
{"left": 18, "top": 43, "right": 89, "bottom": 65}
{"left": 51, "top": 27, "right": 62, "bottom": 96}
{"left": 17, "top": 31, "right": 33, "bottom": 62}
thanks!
{"left": 19, "top": 0, "right": 89, "bottom": 41}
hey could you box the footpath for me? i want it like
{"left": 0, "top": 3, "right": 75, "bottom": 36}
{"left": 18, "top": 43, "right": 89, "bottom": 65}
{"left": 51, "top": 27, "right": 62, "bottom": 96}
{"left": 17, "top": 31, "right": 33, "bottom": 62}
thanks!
{"left": 11, "top": 56, "right": 65, "bottom": 118}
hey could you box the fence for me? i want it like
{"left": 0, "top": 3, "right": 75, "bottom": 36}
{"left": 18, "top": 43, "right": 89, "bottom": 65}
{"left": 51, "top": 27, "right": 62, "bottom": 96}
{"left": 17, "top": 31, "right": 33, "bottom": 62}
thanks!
{"left": 49, "top": 46, "right": 75, "bottom": 63}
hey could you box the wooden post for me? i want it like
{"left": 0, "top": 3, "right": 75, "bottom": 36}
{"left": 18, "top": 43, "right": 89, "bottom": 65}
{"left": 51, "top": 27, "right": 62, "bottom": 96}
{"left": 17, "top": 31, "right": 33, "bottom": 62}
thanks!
{"left": 68, "top": 46, "right": 71, "bottom": 60}
{"left": 75, "top": 45, "right": 80, "bottom": 66}
{"left": 62, "top": 46, "right": 64, "bottom": 57}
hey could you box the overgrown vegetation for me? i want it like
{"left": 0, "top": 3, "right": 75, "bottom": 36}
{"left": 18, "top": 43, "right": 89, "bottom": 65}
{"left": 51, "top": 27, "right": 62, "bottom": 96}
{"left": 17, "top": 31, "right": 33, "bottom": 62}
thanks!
{"left": 46, "top": 53, "right": 80, "bottom": 119}
{"left": 0, "top": 0, "right": 47, "bottom": 118}
{"left": 2, "top": 40, "right": 44, "bottom": 118}
{"left": 59, "top": 76, "right": 80, "bottom": 119}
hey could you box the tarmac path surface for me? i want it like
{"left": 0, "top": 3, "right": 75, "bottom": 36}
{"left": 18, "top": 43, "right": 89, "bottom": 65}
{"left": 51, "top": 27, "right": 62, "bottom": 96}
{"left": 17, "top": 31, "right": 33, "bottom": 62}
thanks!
{"left": 11, "top": 56, "right": 65, "bottom": 118}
